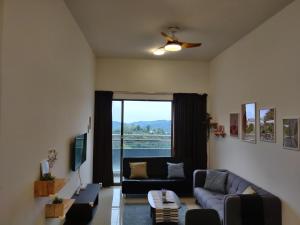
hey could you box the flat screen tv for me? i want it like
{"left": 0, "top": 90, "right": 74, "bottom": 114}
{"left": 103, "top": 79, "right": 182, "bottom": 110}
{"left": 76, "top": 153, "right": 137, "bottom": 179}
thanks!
{"left": 71, "top": 133, "right": 87, "bottom": 171}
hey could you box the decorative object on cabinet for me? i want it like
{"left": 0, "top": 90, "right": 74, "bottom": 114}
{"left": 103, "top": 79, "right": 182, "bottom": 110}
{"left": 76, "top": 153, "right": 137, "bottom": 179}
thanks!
{"left": 283, "top": 118, "right": 299, "bottom": 150}
{"left": 214, "top": 125, "right": 226, "bottom": 137}
{"left": 35, "top": 149, "right": 64, "bottom": 197}
{"left": 259, "top": 108, "right": 276, "bottom": 142}
{"left": 48, "top": 149, "right": 58, "bottom": 174}
{"left": 210, "top": 122, "right": 218, "bottom": 130}
{"left": 40, "top": 159, "right": 50, "bottom": 177}
{"left": 204, "top": 113, "right": 213, "bottom": 141}
{"left": 241, "top": 103, "right": 256, "bottom": 143}
{"left": 230, "top": 113, "right": 239, "bottom": 138}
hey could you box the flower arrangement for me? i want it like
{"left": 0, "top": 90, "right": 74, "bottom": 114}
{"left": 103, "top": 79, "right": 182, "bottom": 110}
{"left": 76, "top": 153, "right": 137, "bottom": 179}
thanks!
{"left": 48, "top": 149, "right": 58, "bottom": 173}
{"left": 40, "top": 149, "right": 58, "bottom": 181}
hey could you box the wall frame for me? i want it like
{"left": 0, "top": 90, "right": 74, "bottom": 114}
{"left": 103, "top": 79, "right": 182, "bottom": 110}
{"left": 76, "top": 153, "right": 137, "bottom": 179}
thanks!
{"left": 259, "top": 108, "right": 276, "bottom": 142}
{"left": 230, "top": 113, "right": 239, "bottom": 138}
{"left": 283, "top": 118, "right": 299, "bottom": 150}
{"left": 241, "top": 102, "right": 256, "bottom": 143}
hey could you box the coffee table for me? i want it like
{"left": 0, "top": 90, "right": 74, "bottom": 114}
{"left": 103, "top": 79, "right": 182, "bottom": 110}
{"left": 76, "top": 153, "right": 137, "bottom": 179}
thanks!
{"left": 147, "top": 190, "right": 181, "bottom": 224}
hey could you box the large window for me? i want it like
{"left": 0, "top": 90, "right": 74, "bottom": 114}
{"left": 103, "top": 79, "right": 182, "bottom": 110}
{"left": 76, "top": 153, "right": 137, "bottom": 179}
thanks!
{"left": 112, "top": 100, "right": 172, "bottom": 183}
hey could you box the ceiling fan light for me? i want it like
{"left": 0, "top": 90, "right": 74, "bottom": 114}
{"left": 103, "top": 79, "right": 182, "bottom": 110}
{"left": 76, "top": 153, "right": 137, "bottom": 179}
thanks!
{"left": 164, "top": 43, "right": 182, "bottom": 52}
{"left": 153, "top": 48, "right": 165, "bottom": 56}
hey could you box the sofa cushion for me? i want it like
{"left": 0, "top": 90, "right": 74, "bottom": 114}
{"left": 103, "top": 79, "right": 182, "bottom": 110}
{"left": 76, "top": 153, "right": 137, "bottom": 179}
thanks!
{"left": 167, "top": 162, "right": 185, "bottom": 178}
{"left": 129, "top": 162, "right": 148, "bottom": 179}
{"left": 123, "top": 157, "right": 174, "bottom": 179}
{"left": 204, "top": 170, "right": 228, "bottom": 194}
{"left": 194, "top": 187, "right": 224, "bottom": 220}
{"left": 226, "top": 173, "right": 251, "bottom": 194}
{"left": 242, "top": 186, "right": 256, "bottom": 195}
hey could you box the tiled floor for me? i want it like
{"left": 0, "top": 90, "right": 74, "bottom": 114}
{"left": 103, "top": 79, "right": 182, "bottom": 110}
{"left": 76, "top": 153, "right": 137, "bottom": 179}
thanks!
{"left": 92, "top": 186, "right": 200, "bottom": 225}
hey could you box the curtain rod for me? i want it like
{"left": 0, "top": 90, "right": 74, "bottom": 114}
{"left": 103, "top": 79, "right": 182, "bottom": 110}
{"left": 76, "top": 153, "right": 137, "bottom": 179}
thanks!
{"left": 113, "top": 91, "right": 174, "bottom": 95}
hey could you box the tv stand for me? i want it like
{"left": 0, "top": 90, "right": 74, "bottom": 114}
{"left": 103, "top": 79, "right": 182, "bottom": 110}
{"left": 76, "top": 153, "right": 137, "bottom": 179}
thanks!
{"left": 65, "top": 183, "right": 100, "bottom": 225}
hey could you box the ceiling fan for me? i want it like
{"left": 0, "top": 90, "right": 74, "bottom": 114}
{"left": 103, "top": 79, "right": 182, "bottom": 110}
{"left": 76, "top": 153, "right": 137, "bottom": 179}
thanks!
{"left": 153, "top": 26, "right": 202, "bottom": 55}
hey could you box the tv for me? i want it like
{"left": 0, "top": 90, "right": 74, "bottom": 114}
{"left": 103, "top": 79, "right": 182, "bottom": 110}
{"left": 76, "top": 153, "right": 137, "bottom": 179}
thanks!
{"left": 71, "top": 133, "right": 87, "bottom": 171}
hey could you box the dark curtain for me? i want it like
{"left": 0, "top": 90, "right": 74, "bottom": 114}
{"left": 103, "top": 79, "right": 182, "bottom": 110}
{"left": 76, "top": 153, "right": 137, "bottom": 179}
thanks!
{"left": 93, "top": 91, "right": 113, "bottom": 187}
{"left": 173, "top": 93, "right": 208, "bottom": 176}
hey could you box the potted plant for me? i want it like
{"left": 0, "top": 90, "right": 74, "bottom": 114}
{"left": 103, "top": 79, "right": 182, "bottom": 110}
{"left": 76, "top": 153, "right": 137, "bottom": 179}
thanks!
{"left": 34, "top": 149, "right": 65, "bottom": 197}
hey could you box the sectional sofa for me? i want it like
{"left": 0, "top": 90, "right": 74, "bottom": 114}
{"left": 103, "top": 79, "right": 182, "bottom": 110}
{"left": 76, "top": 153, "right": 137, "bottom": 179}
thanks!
{"left": 193, "top": 170, "right": 281, "bottom": 225}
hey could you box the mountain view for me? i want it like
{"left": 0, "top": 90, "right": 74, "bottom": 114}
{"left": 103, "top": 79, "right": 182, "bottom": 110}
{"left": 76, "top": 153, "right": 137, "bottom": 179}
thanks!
{"left": 112, "top": 120, "right": 171, "bottom": 134}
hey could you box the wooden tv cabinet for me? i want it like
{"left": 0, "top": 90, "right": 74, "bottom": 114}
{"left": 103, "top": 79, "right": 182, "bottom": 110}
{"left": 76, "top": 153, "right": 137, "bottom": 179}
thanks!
{"left": 65, "top": 183, "right": 100, "bottom": 225}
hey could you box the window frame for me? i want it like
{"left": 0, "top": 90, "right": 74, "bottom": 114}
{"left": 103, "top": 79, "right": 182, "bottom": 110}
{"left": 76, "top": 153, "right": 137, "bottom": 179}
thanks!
{"left": 112, "top": 99, "right": 174, "bottom": 185}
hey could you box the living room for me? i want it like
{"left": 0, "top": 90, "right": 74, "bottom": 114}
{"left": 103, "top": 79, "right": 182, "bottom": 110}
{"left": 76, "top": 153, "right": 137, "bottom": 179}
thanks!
{"left": 1, "top": 0, "right": 300, "bottom": 225}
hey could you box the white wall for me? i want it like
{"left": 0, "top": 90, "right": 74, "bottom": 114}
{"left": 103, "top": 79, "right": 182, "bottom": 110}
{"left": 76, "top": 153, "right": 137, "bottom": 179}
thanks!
{"left": 209, "top": 1, "right": 300, "bottom": 225}
{"left": 0, "top": 0, "right": 3, "bottom": 138}
{"left": 0, "top": 0, "right": 95, "bottom": 225}
{"left": 96, "top": 58, "right": 209, "bottom": 99}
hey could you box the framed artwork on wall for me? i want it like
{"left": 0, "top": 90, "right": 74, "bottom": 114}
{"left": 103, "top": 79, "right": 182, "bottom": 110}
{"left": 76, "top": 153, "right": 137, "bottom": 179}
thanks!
{"left": 283, "top": 118, "right": 299, "bottom": 150}
{"left": 259, "top": 108, "right": 276, "bottom": 142}
{"left": 230, "top": 113, "right": 239, "bottom": 137}
{"left": 241, "top": 102, "right": 256, "bottom": 143}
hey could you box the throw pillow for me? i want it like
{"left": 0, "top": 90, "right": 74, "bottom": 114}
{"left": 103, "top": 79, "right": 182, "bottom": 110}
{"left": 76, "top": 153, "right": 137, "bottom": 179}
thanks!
{"left": 129, "top": 162, "right": 148, "bottom": 179}
{"left": 242, "top": 186, "right": 256, "bottom": 194}
{"left": 204, "top": 170, "right": 228, "bottom": 194}
{"left": 167, "top": 162, "right": 185, "bottom": 178}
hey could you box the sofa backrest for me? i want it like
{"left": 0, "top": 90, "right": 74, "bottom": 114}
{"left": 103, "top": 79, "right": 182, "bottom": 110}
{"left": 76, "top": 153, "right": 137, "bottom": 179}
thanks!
{"left": 123, "top": 157, "right": 177, "bottom": 179}
{"left": 226, "top": 171, "right": 270, "bottom": 196}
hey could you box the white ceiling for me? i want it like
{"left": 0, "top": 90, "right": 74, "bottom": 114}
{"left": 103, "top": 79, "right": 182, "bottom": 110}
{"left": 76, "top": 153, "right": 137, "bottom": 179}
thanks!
{"left": 65, "top": 0, "right": 293, "bottom": 60}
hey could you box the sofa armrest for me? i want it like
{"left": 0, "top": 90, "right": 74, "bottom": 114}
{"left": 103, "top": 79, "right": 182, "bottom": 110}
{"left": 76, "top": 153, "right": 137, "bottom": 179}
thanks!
{"left": 260, "top": 194, "right": 282, "bottom": 225}
{"left": 185, "top": 209, "right": 221, "bottom": 225}
{"left": 224, "top": 194, "right": 282, "bottom": 225}
{"left": 193, "top": 170, "right": 206, "bottom": 188}
{"left": 224, "top": 195, "right": 242, "bottom": 225}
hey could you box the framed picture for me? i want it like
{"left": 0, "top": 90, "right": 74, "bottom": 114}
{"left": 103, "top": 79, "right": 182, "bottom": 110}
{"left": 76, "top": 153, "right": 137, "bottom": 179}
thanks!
{"left": 283, "top": 118, "right": 299, "bottom": 150}
{"left": 241, "top": 103, "right": 256, "bottom": 143}
{"left": 230, "top": 113, "right": 239, "bottom": 137}
{"left": 259, "top": 108, "right": 276, "bottom": 142}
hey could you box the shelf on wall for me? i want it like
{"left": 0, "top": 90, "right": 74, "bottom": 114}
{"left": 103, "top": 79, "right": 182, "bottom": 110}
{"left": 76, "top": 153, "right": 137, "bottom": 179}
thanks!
{"left": 45, "top": 199, "right": 75, "bottom": 219}
{"left": 34, "top": 178, "right": 66, "bottom": 197}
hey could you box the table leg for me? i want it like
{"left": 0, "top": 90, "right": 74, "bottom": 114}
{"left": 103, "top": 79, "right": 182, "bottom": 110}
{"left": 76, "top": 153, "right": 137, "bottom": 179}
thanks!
{"left": 152, "top": 209, "right": 156, "bottom": 225}
{"left": 150, "top": 207, "right": 156, "bottom": 225}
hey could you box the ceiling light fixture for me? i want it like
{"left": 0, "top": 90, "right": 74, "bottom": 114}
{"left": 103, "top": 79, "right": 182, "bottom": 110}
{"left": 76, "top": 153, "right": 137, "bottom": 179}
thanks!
{"left": 153, "top": 47, "right": 165, "bottom": 56}
{"left": 164, "top": 41, "right": 182, "bottom": 52}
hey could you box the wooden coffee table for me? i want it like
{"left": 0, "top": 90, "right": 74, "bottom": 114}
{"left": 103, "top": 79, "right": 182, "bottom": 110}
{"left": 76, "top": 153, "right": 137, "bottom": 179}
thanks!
{"left": 147, "top": 190, "right": 181, "bottom": 224}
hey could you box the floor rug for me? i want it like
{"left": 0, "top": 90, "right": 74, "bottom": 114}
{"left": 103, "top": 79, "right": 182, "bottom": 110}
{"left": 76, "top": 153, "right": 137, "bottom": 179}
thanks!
{"left": 123, "top": 203, "right": 188, "bottom": 225}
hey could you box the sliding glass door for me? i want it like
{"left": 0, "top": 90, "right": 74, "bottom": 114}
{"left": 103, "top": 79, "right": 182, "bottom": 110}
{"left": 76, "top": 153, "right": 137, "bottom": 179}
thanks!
{"left": 112, "top": 100, "right": 172, "bottom": 184}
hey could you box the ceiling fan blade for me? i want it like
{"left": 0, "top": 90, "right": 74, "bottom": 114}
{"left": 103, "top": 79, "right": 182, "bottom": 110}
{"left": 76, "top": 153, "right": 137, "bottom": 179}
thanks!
{"left": 161, "top": 32, "right": 174, "bottom": 42}
{"left": 180, "top": 42, "right": 202, "bottom": 48}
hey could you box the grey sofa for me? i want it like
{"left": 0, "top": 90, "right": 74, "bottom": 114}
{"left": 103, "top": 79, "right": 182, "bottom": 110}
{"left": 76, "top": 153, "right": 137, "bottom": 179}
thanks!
{"left": 193, "top": 170, "right": 281, "bottom": 225}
